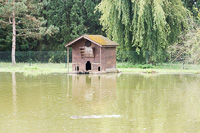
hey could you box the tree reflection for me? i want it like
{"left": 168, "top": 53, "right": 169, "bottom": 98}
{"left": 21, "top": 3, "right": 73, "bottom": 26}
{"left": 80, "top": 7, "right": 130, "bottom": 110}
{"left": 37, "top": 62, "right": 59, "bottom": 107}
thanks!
{"left": 12, "top": 72, "right": 17, "bottom": 115}
{"left": 116, "top": 74, "right": 200, "bottom": 133}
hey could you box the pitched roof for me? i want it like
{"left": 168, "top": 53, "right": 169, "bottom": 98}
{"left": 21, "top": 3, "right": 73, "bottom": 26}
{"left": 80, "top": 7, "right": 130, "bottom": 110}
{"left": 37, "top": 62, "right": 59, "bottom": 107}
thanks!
{"left": 65, "top": 35, "right": 118, "bottom": 47}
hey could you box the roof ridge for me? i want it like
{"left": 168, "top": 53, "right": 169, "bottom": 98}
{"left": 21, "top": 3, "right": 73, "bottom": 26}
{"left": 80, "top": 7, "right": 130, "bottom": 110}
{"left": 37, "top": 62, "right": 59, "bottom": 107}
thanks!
{"left": 65, "top": 35, "right": 118, "bottom": 47}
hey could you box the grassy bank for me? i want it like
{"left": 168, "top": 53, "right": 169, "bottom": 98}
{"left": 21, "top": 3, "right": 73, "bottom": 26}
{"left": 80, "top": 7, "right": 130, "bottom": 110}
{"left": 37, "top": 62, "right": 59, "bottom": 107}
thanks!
{"left": 117, "top": 62, "right": 200, "bottom": 74}
{"left": 0, "top": 62, "right": 72, "bottom": 75}
{"left": 0, "top": 62, "right": 200, "bottom": 74}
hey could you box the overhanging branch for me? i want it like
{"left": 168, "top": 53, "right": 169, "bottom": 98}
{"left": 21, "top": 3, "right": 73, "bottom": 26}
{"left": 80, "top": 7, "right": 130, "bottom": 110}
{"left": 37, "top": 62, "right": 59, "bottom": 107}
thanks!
{"left": 16, "top": 28, "right": 40, "bottom": 31}
{"left": 16, "top": 32, "right": 41, "bottom": 37}
{"left": 16, "top": 33, "right": 33, "bottom": 37}
{"left": 9, "top": 18, "right": 12, "bottom": 24}
{"left": 0, "top": 20, "right": 10, "bottom": 24}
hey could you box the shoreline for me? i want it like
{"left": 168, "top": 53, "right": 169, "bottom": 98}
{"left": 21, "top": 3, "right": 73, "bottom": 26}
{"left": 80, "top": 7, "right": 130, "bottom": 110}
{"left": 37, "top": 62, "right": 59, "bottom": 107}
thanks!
{"left": 0, "top": 63, "right": 200, "bottom": 75}
{"left": 0, "top": 69, "right": 200, "bottom": 75}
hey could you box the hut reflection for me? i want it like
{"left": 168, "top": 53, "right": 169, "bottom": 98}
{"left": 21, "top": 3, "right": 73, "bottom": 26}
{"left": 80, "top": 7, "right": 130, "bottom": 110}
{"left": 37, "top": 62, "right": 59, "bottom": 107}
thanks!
{"left": 71, "top": 74, "right": 119, "bottom": 103}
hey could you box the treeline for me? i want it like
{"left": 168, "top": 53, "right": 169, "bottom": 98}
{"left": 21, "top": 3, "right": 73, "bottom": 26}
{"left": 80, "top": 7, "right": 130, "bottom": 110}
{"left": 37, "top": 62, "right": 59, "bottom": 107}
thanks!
{"left": 0, "top": 0, "right": 200, "bottom": 64}
{"left": 0, "top": 0, "right": 102, "bottom": 51}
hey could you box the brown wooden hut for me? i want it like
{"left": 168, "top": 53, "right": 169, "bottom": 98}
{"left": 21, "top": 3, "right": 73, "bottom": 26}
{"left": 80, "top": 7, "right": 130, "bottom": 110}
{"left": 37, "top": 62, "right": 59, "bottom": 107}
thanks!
{"left": 65, "top": 35, "right": 118, "bottom": 73}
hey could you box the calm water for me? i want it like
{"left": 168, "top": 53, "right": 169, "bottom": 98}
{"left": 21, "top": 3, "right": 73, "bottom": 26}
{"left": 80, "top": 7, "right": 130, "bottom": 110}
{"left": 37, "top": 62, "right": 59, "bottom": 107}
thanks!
{"left": 0, "top": 72, "right": 200, "bottom": 133}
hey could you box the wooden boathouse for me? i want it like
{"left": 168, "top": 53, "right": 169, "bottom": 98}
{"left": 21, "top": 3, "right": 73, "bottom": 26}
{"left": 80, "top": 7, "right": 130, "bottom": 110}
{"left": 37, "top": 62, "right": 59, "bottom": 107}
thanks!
{"left": 65, "top": 35, "right": 118, "bottom": 73}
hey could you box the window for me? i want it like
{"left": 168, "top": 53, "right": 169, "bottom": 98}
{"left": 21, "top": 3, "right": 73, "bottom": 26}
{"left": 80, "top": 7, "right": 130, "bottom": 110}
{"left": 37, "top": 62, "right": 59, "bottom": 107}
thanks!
{"left": 75, "top": 66, "right": 79, "bottom": 71}
{"left": 85, "top": 40, "right": 91, "bottom": 47}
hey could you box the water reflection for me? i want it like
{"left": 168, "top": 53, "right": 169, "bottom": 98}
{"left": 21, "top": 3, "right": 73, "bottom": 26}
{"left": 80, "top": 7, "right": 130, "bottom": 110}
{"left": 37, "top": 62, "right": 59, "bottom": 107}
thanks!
{"left": 71, "top": 74, "right": 117, "bottom": 102}
{"left": 0, "top": 73, "right": 200, "bottom": 132}
{"left": 70, "top": 74, "right": 119, "bottom": 119}
{"left": 12, "top": 72, "right": 17, "bottom": 115}
{"left": 117, "top": 74, "right": 200, "bottom": 133}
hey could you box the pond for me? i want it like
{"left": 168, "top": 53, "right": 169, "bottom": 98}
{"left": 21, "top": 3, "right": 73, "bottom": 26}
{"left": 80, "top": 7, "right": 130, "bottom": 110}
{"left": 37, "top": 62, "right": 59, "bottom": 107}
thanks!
{"left": 0, "top": 72, "right": 200, "bottom": 133}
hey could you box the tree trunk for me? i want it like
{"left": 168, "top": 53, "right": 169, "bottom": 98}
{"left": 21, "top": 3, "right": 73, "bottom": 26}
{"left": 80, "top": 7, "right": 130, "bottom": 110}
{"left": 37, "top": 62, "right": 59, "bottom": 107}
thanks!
{"left": 12, "top": 0, "right": 16, "bottom": 65}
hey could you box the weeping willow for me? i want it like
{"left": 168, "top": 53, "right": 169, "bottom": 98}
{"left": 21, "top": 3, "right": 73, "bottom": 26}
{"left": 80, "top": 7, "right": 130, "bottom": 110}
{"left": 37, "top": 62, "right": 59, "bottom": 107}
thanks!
{"left": 98, "top": 0, "right": 190, "bottom": 63}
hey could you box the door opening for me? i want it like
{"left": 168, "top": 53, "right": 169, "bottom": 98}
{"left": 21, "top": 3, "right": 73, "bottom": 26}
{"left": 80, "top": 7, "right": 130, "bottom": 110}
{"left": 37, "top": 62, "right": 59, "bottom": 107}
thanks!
{"left": 98, "top": 67, "right": 101, "bottom": 71}
{"left": 86, "top": 61, "right": 91, "bottom": 71}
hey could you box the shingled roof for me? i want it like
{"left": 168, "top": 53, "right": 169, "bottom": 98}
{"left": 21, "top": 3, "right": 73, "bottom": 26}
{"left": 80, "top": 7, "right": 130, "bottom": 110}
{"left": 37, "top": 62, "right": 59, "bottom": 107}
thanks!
{"left": 65, "top": 35, "right": 118, "bottom": 47}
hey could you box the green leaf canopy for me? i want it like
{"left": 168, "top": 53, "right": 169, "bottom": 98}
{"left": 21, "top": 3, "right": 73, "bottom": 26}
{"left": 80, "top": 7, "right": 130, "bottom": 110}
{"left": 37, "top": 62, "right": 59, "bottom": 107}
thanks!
{"left": 98, "top": 0, "right": 190, "bottom": 63}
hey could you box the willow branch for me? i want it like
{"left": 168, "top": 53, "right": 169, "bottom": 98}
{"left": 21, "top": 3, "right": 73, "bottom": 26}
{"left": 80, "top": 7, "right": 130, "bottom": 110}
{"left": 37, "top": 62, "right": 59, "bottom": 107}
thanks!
{"left": 16, "top": 32, "right": 41, "bottom": 37}
{"left": 171, "top": 49, "right": 185, "bottom": 63}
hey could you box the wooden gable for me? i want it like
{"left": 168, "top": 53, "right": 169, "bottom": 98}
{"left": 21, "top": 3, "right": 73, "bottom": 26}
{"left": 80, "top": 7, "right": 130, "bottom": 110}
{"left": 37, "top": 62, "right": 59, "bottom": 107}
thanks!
{"left": 79, "top": 46, "right": 95, "bottom": 58}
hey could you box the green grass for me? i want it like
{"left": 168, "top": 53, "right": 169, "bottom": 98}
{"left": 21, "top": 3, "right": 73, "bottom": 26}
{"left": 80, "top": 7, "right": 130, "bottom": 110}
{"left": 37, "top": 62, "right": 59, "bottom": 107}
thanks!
{"left": 117, "top": 62, "right": 200, "bottom": 74}
{"left": 0, "top": 62, "right": 72, "bottom": 75}
{"left": 1, "top": 62, "right": 200, "bottom": 74}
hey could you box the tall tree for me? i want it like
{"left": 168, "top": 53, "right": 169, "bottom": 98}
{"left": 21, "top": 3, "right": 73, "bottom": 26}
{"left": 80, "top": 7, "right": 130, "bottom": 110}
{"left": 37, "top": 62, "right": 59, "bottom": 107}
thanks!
{"left": 40, "top": 0, "right": 103, "bottom": 51}
{"left": 39, "top": 0, "right": 71, "bottom": 51}
{"left": 0, "top": 0, "right": 102, "bottom": 53}
{"left": 0, "top": 24, "right": 11, "bottom": 51}
{"left": 98, "top": 0, "right": 190, "bottom": 63}
{"left": 70, "top": 0, "right": 87, "bottom": 39}
{"left": 83, "top": 0, "right": 102, "bottom": 34}
{"left": 0, "top": 0, "right": 58, "bottom": 64}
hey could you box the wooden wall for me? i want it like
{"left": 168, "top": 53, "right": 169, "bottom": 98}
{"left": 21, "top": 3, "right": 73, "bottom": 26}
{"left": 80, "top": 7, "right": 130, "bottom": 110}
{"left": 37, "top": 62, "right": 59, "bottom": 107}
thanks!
{"left": 71, "top": 38, "right": 117, "bottom": 72}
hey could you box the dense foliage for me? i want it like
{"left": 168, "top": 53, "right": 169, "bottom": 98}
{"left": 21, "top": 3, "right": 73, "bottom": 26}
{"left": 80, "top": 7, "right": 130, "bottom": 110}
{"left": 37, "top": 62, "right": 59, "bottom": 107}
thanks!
{"left": 169, "top": 1, "right": 200, "bottom": 64}
{"left": 0, "top": 0, "right": 60, "bottom": 64}
{"left": 0, "top": 0, "right": 102, "bottom": 51}
{"left": 182, "top": 0, "right": 200, "bottom": 23}
{"left": 98, "top": 0, "right": 191, "bottom": 63}
{"left": 0, "top": 0, "right": 200, "bottom": 64}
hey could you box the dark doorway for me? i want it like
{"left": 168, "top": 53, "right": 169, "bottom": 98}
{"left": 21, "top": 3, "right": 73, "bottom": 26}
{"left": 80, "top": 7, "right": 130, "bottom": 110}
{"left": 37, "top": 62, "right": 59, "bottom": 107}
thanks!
{"left": 86, "top": 61, "right": 91, "bottom": 71}
{"left": 98, "top": 67, "right": 101, "bottom": 71}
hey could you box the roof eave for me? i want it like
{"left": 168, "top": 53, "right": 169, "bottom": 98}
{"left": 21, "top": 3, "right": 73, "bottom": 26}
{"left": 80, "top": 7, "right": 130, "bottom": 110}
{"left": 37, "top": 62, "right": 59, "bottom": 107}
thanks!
{"left": 65, "top": 35, "right": 103, "bottom": 47}
{"left": 65, "top": 35, "right": 119, "bottom": 48}
{"left": 65, "top": 35, "right": 84, "bottom": 47}
{"left": 102, "top": 45, "right": 119, "bottom": 47}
